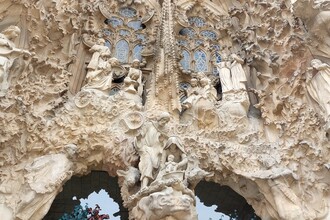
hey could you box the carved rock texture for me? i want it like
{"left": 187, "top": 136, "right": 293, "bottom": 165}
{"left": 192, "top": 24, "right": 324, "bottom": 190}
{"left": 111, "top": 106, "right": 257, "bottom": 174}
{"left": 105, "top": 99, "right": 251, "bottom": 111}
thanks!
{"left": 0, "top": 0, "right": 330, "bottom": 220}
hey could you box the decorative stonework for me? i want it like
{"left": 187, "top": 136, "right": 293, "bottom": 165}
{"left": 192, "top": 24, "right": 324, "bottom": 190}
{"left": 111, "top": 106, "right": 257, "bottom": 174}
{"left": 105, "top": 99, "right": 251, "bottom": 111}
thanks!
{"left": 0, "top": 0, "right": 330, "bottom": 220}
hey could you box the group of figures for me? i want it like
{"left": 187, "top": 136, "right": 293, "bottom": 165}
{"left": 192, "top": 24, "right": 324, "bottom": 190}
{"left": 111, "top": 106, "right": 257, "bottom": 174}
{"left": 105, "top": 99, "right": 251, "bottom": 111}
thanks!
{"left": 82, "top": 38, "right": 143, "bottom": 106}
{"left": 117, "top": 112, "right": 212, "bottom": 220}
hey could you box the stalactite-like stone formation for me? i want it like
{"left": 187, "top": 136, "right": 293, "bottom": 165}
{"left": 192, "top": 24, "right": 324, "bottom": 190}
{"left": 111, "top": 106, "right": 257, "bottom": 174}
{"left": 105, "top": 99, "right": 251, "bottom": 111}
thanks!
{"left": 0, "top": 0, "right": 330, "bottom": 219}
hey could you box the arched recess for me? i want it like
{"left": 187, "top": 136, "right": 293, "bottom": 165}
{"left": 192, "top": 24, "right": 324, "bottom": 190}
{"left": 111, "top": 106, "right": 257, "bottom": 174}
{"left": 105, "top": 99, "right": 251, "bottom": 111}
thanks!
{"left": 44, "top": 171, "right": 128, "bottom": 220}
{"left": 195, "top": 181, "right": 261, "bottom": 220}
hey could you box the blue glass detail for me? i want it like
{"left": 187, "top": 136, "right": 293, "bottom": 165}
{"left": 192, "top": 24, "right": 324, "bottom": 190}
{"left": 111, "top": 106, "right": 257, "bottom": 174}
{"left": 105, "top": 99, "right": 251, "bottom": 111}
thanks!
{"left": 179, "top": 28, "right": 196, "bottom": 38}
{"left": 103, "top": 29, "right": 112, "bottom": 36}
{"left": 119, "top": 29, "right": 130, "bottom": 36}
{"left": 106, "top": 17, "right": 123, "bottom": 27}
{"left": 119, "top": 7, "right": 136, "bottom": 18}
{"left": 194, "top": 50, "right": 207, "bottom": 72}
{"left": 215, "top": 52, "right": 221, "bottom": 63}
{"left": 212, "top": 67, "right": 219, "bottom": 76}
{"left": 179, "top": 82, "right": 190, "bottom": 90}
{"left": 109, "top": 87, "right": 120, "bottom": 96}
{"left": 133, "top": 45, "right": 143, "bottom": 61}
{"left": 180, "top": 50, "right": 190, "bottom": 71}
{"left": 188, "top": 17, "right": 206, "bottom": 27}
{"left": 128, "top": 20, "right": 142, "bottom": 30}
{"left": 136, "top": 34, "right": 146, "bottom": 42}
{"left": 105, "top": 40, "right": 111, "bottom": 50}
{"left": 195, "top": 39, "right": 203, "bottom": 46}
{"left": 200, "top": 30, "right": 217, "bottom": 40}
{"left": 115, "top": 40, "right": 129, "bottom": 63}
{"left": 177, "top": 39, "right": 188, "bottom": 47}
{"left": 212, "top": 44, "right": 221, "bottom": 51}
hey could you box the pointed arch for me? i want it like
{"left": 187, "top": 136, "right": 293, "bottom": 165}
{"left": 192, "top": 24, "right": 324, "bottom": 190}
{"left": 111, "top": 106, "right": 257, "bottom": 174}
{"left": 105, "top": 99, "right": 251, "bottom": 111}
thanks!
{"left": 194, "top": 49, "right": 207, "bottom": 72}
{"left": 115, "top": 40, "right": 129, "bottom": 63}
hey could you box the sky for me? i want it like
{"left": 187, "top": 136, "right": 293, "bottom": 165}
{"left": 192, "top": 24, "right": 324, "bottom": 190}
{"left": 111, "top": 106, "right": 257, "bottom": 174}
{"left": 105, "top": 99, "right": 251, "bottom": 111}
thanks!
{"left": 77, "top": 189, "right": 231, "bottom": 220}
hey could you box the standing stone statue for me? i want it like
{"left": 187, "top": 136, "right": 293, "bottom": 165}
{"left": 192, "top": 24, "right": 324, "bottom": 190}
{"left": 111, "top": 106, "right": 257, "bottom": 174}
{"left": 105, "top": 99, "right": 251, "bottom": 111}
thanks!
{"left": 306, "top": 59, "right": 330, "bottom": 132}
{"left": 0, "top": 26, "right": 31, "bottom": 96}
{"left": 134, "top": 112, "right": 170, "bottom": 189}
{"left": 215, "top": 53, "right": 247, "bottom": 93}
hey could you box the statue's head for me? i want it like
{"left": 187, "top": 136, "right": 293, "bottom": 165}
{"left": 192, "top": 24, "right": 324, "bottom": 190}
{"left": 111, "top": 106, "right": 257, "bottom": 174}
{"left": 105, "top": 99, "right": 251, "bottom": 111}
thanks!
{"left": 2, "top": 26, "right": 20, "bottom": 40}
{"left": 311, "top": 59, "right": 322, "bottom": 68}
{"left": 191, "top": 78, "right": 198, "bottom": 87}
{"left": 157, "top": 112, "right": 170, "bottom": 126}
{"left": 200, "top": 77, "right": 210, "bottom": 87}
{"left": 132, "top": 59, "right": 140, "bottom": 68}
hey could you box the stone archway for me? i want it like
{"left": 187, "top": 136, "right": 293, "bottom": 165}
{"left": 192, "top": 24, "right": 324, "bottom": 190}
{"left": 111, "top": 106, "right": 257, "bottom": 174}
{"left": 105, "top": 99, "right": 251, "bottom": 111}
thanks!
{"left": 44, "top": 171, "right": 128, "bottom": 220}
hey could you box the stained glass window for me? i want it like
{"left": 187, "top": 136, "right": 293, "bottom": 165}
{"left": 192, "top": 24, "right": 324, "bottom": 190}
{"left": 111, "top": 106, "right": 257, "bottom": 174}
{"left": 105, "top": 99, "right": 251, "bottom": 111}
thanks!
{"left": 106, "top": 17, "right": 123, "bottom": 27}
{"left": 119, "top": 29, "right": 130, "bottom": 36}
{"left": 128, "top": 20, "right": 142, "bottom": 30}
{"left": 119, "top": 7, "right": 136, "bottom": 18}
{"left": 180, "top": 50, "right": 190, "bottom": 71}
{"left": 214, "top": 52, "right": 221, "bottom": 64}
{"left": 179, "top": 28, "right": 196, "bottom": 38}
{"left": 200, "top": 30, "right": 217, "bottom": 40}
{"left": 115, "top": 40, "right": 129, "bottom": 63}
{"left": 194, "top": 50, "right": 207, "bottom": 72}
{"left": 188, "top": 17, "right": 205, "bottom": 27}
{"left": 133, "top": 45, "right": 143, "bottom": 61}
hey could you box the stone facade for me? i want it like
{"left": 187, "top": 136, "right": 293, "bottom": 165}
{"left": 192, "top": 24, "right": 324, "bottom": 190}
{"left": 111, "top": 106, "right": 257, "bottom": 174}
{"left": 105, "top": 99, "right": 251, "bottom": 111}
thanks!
{"left": 0, "top": 0, "right": 330, "bottom": 219}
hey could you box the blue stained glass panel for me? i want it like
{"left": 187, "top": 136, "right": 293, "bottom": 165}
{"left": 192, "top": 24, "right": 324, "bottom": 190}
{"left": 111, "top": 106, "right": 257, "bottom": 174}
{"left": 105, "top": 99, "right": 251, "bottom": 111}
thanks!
{"left": 195, "top": 39, "right": 203, "bottom": 46}
{"left": 115, "top": 40, "right": 129, "bottom": 63}
{"left": 180, "top": 50, "right": 190, "bottom": 71}
{"left": 128, "top": 20, "right": 142, "bottom": 30}
{"left": 215, "top": 52, "right": 221, "bottom": 63}
{"left": 188, "top": 17, "right": 205, "bottom": 27}
{"left": 179, "top": 28, "right": 196, "bottom": 38}
{"left": 178, "top": 39, "right": 188, "bottom": 47}
{"left": 119, "top": 29, "right": 130, "bottom": 36}
{"left": 103, "top": 29, "right": 112, "bottom": 36}
{"left": 179, "top": 82, "right": 190, "bottom": 90}
{"left": 133, "top": 45, "right": 143, "bottom": 61}
{"left": 106, "top": 17, "right": 123, "bottom": 27}
{"left": 119, "top": 7, "right": 136, "bottom": 18}
{"left": 194, "top": 50, "right": 207, "bottom": 72}
{"left": 200, "top": 30, "right": 217, "bottom": 40}
{"left": 136, "top": 34, "right": 146, "bottom": 42}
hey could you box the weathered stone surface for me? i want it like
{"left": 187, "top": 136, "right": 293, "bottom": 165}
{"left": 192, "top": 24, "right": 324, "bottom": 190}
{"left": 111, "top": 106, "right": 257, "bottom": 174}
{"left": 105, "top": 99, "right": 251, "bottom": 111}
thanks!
{"left": 0, "top": 0, "right": 330, "bottom": 219}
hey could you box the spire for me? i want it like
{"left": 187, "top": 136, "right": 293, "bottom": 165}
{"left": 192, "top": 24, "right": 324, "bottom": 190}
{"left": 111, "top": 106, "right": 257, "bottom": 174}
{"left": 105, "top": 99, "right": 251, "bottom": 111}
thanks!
{"left": 147, "top": 0, "right": 181, "bottom": 114}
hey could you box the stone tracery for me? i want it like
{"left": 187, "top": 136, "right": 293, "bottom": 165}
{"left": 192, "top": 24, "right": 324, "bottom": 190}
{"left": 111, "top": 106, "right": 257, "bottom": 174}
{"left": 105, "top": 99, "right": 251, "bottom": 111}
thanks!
{"left": 0, "top": 0, "right": 330, "bottom": 220}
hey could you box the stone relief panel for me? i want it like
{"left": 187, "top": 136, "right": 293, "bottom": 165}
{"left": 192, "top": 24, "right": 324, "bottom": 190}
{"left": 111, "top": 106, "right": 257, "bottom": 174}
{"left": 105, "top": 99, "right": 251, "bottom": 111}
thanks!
{"left": 0, "top": 0, "right": 330, "bottom": 220}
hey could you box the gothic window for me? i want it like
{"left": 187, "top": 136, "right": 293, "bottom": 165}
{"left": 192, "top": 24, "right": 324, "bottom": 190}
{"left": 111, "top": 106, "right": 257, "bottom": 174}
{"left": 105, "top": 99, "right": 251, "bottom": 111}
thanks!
{"left": 188, "top": 17, "right": 206, "bottom": 27}
{"left": 133, "top": 44, "right": 143, "bottom": 61}
{"left": 102, "top": 6, "right": 147, "bottom": 64}
{"left": 115, "top": 40, "right": 129, "bottom": 63}
{"left": 109, "top": 87, "right": 120, "bottom": 96}
{"left": 180, "top": 50, "right": 190, "bottom": 71}
{"left": 177, "top": 16, "right": 220, "bottom": 74}
{"left": 194, "top": 50, "right": 207, "bottom": 72}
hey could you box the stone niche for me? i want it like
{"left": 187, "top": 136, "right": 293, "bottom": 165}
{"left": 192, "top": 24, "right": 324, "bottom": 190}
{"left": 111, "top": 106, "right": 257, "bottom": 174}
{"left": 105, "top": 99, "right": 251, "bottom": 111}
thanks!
{"left": 0, "top": 0, "right": 330, "bottom": 220}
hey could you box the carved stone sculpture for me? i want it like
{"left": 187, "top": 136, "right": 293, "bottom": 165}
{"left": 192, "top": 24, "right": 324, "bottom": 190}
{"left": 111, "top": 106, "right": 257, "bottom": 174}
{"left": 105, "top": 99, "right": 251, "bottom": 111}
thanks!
{"left": 0, "top": 26, "right": 30, "bottom": 96}
{"left": 134, "top": 112, "right": 170, "bottom": 189}
{"left": 306, "top": 59, "right": 330, "bottom": 132}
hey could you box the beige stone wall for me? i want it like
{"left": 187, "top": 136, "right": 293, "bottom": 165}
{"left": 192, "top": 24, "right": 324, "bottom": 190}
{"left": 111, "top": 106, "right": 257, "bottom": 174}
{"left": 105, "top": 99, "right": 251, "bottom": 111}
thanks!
{"left": 0, "top": 0, "right": 329, "bottom": 219}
